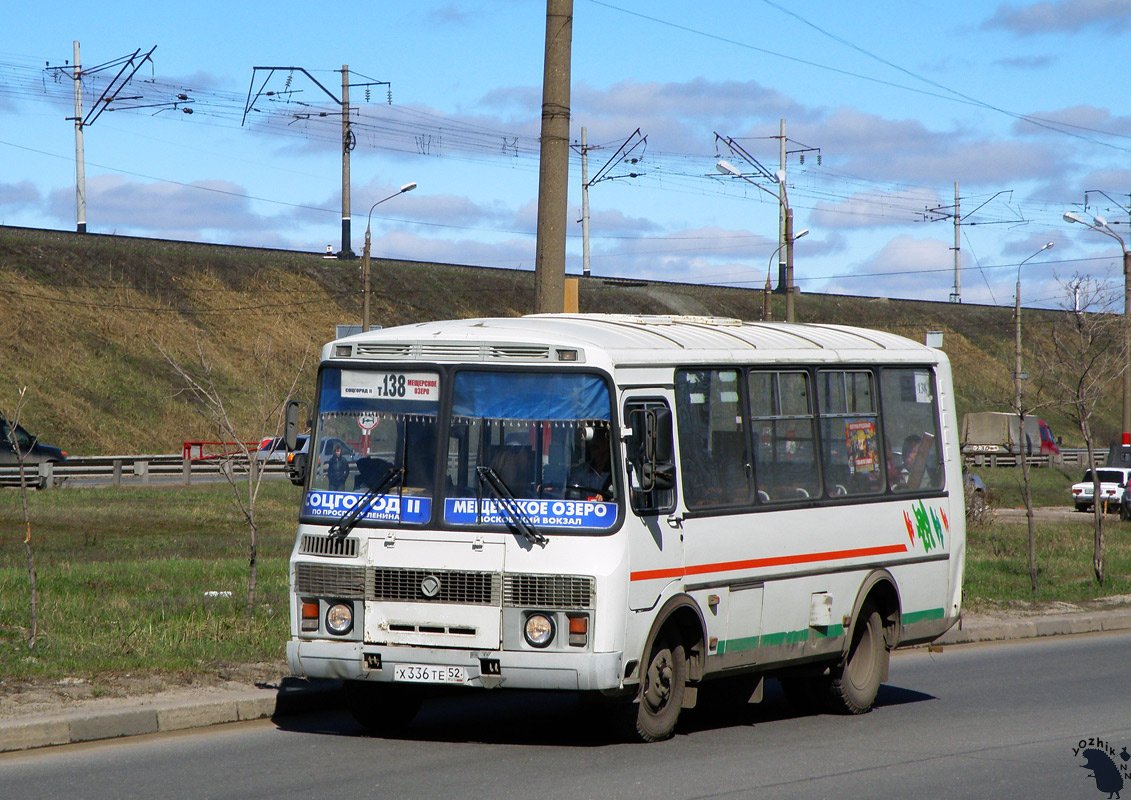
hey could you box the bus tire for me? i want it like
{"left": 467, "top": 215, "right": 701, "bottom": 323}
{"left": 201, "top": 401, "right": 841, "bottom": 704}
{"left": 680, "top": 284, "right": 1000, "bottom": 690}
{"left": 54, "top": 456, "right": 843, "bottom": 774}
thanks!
{"left": 343, "top": 680, "right": 422, "bottom": 735}
{"left": 827, "top": 604, "right": 886, "bottom": 714}
{"left": 626, "top": 632, "right": 687, "bottom": 742}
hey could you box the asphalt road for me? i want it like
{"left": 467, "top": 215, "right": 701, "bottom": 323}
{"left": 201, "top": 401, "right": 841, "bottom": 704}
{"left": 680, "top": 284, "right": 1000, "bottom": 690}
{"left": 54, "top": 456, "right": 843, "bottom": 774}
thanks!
{"left": 3, "top": 632, "right": 1130, "bottom": 800}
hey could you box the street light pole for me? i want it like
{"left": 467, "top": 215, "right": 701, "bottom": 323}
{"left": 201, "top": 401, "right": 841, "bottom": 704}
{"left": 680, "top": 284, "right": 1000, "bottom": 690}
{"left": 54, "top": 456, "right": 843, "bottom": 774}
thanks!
{"left": 716, "top": 160, "right": 806, "bottom": 322}
{"left": 766, "top": 226, "right": 808, "bottom": 323}
{"left": 361, "top": 182, "right": 417, "bottom": 332}
{"left": 1064, "top": 211, "right": 1131, "bottom": 447}
{"left": 1015, "top": 242, "right": 1054, "bottom": 419}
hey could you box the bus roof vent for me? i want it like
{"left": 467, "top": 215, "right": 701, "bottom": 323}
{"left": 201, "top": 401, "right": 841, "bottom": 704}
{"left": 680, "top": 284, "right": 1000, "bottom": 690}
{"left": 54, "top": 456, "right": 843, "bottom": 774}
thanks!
{"left": 419, "top": 343, "right": 484, "bottom": 360}
{"left": 489, "top": 344, "right": 551, "bottom": 361}
{"left": 354, "top": 343, "right": 414, "bottom": 359}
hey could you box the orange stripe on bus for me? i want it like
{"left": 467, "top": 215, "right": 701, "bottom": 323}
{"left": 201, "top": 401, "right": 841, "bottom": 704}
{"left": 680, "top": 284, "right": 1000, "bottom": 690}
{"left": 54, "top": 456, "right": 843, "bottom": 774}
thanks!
{"left": 629, "top": 543, "right": 910, "bottom": 582}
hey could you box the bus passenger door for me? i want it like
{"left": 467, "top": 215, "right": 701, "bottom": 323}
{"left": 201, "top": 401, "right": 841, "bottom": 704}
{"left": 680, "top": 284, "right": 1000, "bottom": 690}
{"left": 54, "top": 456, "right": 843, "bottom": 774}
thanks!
{"left": 623, "top": 395, "right": 683, "bottom": 612}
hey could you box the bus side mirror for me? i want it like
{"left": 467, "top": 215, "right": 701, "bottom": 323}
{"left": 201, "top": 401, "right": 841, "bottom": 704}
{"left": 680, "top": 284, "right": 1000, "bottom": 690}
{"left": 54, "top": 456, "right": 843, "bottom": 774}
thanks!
{"left": 284, "top": 400, "right": 304, "bottom": 451}
{"left": 628, "top": 407, "right": 674, "bottom": 492}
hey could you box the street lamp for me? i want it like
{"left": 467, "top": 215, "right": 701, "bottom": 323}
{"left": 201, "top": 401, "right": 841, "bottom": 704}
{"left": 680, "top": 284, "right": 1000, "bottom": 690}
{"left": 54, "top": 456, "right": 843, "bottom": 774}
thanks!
{"left": 1014, "top": 242, "right": 1054, "bottom": 420}
{"left": 1064, "top": 210, "right": 1131, "bottom": 448}
{"left": 716, "top": 160, "right": 806, "bottom": 322}
{"left": 361, "top": 182, "right": 417, "bottom": 331}
{"left": 766, "top": 229, "right": 809, "bottom": 321}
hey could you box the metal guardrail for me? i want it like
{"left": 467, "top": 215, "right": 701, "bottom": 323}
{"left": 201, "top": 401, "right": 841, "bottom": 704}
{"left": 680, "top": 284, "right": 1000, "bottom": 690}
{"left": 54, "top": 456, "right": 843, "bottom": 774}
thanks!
{"left": 0, "top": 454, "right": 287, "bottom": 489}
{"left": 962, "top": 448, "right": 1101, "bottom": 469}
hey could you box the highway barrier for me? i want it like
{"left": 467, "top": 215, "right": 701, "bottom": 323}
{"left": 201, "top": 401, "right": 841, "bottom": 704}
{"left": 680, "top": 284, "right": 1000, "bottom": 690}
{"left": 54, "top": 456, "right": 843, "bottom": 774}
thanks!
{"left": 0, "top": 454, "right": 287, "bottom": 489}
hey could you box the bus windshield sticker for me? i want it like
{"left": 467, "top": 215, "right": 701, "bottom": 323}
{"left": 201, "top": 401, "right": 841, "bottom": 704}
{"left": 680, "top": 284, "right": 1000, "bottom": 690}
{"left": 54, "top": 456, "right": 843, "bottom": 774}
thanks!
{"left": 445, "top": 497, "right": 616, "bottom": 530}
{"left": 304, "top": 490, "right": 431, "bottom": 525}
{"left": 341, "top": 370, "right": 440, "bottom": 402}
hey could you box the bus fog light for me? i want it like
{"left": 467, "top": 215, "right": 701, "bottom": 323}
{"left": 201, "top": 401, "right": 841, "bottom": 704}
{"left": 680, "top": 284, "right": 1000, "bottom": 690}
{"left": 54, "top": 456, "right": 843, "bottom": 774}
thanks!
{"left": 523, "top": 613, "right": 555, "bottom": 648}
{"left": 325, "top": 603, "right": 354, "bottom": 635}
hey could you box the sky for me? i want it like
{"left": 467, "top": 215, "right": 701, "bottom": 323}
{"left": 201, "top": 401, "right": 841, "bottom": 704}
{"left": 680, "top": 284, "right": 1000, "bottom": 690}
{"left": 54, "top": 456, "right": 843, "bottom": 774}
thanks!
{"left": 2, "top": 0, "right": 1131, "bottom": 311}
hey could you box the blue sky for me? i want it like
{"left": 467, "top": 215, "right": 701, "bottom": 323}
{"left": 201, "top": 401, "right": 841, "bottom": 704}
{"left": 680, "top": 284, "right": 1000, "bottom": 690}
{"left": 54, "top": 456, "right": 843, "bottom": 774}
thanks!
{"left": 2, "top": 0, "right": 1131, "bottom": 309}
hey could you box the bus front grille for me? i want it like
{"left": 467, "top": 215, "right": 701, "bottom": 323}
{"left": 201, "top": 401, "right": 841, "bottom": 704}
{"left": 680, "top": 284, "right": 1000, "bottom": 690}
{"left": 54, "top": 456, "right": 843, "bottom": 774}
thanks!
{"left": 368, "top": 567, "right": 501, "bottom": 606}
{"left": 294, "top": 563, "right": 365, "bottom": 599}
{"left": 503, "top": 574, "right": 595, "bottom": 609}
{"left": 295, "top": 564, "right": 594, "bottom": 610}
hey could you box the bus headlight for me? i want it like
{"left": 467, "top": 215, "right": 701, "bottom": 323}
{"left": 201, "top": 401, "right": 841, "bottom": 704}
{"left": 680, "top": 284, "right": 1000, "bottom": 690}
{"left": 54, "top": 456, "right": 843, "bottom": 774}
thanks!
{"left": 325, "top": 602, "right": 354, "bottom": 635}
{"left": 523, "top": 613, "right": 555, "bottom": 648}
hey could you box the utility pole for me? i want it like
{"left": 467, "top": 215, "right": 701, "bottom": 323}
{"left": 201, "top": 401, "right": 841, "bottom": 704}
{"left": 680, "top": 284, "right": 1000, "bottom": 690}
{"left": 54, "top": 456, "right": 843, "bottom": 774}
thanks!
{"left": 47, "top": 44, "right": 157, "bottom": 234}
{"left": 340, "top": 65, "right": 354, "bottom": 259}
{"left": 73, "top": 41, "right": 86, "bottom": 233}
{"left": 533, "top": 0, "right": 573, "bottom": 314}
{"left": 777, "top": 119, "right": 787, "bottom": 292}
{"left": 580, "top": 126, "right": 591, "bottom": 277}
{"left": 243, "top": 66, "right": 388, "bottom": 259}
{"left": 573, "top": 126, "right": 645, "bottom": 280}
{"left": 952, "top": 182, "right": 961, "bottom": 302}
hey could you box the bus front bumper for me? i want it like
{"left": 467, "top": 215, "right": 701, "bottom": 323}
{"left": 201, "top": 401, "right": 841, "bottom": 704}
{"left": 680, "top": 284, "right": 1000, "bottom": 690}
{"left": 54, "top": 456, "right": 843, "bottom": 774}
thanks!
{"left": 288, "top": 639, "right": 624, "bottom": 692}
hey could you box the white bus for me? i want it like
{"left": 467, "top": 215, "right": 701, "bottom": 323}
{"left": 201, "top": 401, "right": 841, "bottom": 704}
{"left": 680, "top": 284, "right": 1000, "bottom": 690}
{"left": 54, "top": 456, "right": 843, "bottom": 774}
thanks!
{"left": 285, "top": 314, "right": 964, "bottom": 742}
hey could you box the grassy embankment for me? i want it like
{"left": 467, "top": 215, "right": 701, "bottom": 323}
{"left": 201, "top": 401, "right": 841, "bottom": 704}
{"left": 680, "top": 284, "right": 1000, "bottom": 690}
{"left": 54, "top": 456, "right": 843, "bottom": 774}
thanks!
{"left": 3, "top": 467, "right": 1130, "bottom": 683}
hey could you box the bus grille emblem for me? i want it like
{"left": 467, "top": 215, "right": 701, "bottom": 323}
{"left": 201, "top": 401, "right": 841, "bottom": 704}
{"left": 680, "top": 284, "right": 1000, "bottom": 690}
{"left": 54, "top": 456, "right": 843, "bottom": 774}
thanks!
{"left": 420, "top": 575, "right": 441, "bottom": 598}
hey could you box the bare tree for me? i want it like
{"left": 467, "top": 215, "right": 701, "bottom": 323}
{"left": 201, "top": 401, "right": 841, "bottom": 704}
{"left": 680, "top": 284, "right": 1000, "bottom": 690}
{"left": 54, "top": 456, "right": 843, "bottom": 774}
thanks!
{"left": 1, "top": 387, "right": 39, "bottom": 648}
{"left": 1034, "top": 275, "right": 1127, "bottom": 585}
{"left": 157, "top": 337, "right": 309, "bottom": 614}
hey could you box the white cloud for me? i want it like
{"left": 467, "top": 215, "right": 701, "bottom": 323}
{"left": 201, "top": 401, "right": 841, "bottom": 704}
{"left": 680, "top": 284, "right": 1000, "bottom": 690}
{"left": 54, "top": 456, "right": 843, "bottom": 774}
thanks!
{"left": 984, "top": 0, "right": 1131, "bottom": 35}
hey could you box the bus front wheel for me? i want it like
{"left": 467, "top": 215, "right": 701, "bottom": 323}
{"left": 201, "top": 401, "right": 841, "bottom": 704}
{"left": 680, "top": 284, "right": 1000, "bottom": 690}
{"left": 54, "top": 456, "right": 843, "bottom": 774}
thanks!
{"left": 827, "top": 604, "right": 887, "bottom": 714}
{"left": 624, "top": 632, "right": 687, "bottom": 742}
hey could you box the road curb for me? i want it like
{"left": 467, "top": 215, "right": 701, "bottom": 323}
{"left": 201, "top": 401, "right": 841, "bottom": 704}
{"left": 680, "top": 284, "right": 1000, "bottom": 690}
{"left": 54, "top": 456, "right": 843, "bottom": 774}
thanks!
{"left": 936, "top": 609, "right": 1131, "bottom": 645}
{"left": 0, "top": 678, "right": 343, "bottom": 755}
{"left": 4, "top": 610, "right": 1131, "bottom": 755}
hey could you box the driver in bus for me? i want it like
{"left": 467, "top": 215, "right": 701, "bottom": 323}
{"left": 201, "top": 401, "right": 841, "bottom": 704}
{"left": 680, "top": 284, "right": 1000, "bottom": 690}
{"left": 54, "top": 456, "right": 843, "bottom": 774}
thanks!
{"left": 568, "top": 426, "right": 613, "bottom": 499}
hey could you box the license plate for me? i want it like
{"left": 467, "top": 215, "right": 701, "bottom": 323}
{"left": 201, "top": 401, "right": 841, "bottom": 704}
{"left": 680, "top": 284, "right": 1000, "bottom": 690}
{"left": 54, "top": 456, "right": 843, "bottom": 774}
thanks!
{"left": 393, "top": 664, "right": 468, "bottom": 684}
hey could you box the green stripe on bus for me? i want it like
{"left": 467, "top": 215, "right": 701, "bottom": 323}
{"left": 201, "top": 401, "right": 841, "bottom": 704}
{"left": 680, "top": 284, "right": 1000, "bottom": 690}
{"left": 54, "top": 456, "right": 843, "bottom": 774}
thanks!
{"left": 717, "top": 624, "right": 845, "bottom": 655}
{"left": 901, "top": 608, "right": 945, "bottom": 625}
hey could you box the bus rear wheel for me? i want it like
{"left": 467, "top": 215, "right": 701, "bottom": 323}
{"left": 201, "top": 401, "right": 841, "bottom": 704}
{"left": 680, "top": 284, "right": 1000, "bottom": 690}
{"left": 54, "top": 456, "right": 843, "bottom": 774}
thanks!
{"left": 827, "top": 604, "right": 887, "bottom": 714}
{"left": 623, "top": 633, "right": 687, "bottom": 742}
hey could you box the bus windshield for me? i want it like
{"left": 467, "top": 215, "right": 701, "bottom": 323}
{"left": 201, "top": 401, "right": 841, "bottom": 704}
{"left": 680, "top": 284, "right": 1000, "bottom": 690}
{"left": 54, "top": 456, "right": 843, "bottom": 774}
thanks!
{"left": 301, "top": 367, "right": 619, "bottom": 533}
{"left": 445, "top": 371, "right": 619, "bottom": 533}
{"left": 303, "top": 367, "right": 441, "bottom": 525}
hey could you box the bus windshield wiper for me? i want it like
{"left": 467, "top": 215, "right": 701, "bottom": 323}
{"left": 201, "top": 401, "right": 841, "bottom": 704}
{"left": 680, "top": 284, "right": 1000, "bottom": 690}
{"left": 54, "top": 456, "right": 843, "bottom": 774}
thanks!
{"left": 329, "top": 466, "right": 403, "bottom": 539}
{"left": 476, "top": 466, "right": 547, "bottom": 547}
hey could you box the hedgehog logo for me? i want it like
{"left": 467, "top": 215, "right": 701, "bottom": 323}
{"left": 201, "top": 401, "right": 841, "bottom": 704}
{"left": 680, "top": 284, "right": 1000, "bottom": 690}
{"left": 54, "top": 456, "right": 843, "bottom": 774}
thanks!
{"left": 1080, "top": 747, "right": 1125, "bottom": 798}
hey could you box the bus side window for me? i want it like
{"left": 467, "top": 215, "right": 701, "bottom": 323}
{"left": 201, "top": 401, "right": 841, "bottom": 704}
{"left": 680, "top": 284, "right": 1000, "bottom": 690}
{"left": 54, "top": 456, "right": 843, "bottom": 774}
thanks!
{"left": 881, "top": 368, "right": 944, "bottom": 493}
{"left": 817, "top": 370, "right": 882, "bottom": 497}
{"left": 625, "top": 400, "right": 676, "bottom": 514}
{"left": 674, "top": 369, "right": 753, "bottom": 508}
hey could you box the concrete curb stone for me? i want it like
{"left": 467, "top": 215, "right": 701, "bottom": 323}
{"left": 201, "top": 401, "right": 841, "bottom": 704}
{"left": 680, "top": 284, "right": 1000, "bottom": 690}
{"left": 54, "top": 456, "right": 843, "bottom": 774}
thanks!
{"left": 3, "top": 609, "right": 1129, "bottom": 755}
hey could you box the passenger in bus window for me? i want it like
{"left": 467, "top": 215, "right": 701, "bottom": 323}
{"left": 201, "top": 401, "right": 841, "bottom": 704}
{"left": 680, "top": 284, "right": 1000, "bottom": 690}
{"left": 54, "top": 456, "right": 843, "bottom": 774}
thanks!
{"left": 327, "top": 444, "right": 350, "bottom": 491}
{"left": 899, "top": 434, "right": 922, "bottom": 486}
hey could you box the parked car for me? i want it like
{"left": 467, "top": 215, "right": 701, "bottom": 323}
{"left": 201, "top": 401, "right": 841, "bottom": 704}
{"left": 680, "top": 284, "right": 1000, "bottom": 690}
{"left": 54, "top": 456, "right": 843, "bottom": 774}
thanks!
{"left": 0, "top": 418, "right": 67, "bottom": 466}
{"left": 1071, "top": 467, "right": 1131, "bottom": 513}
{"left": 254, "top": 436, "right": 288, "bottom": 463}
